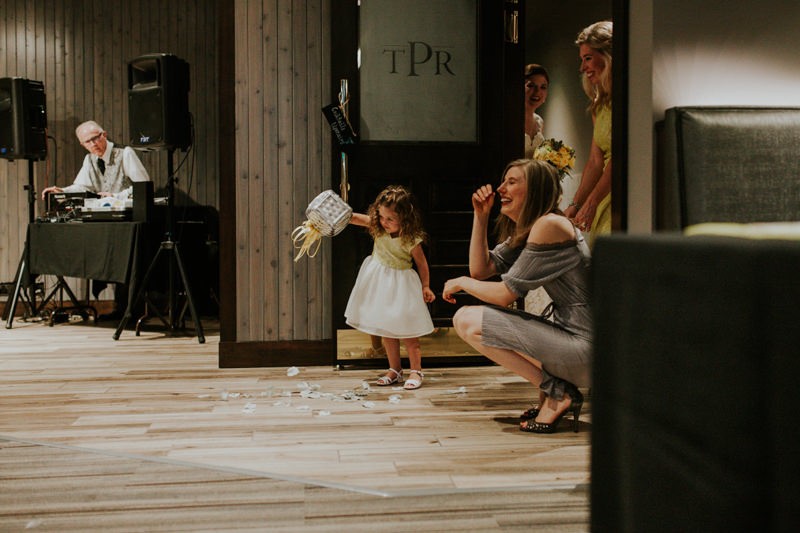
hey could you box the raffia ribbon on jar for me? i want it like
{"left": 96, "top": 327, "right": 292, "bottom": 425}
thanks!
{"left": 292, "top": 190, "right": 353, "bottom": 261}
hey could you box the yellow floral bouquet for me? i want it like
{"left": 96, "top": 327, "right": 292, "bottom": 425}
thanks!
{"left": 533, "top": 138, "right": 576, "bottom": 180}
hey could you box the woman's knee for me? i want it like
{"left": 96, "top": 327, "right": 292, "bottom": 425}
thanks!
{"left": 453, "top": 306, "right": 481, "bottom": 339}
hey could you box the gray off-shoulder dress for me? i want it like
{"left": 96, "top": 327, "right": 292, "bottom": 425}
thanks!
{"left": 480, "top": 230, "right": 592, "bottom": 399}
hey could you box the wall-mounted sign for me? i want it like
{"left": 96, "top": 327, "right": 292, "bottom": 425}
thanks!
{"left": 359, "top": 0, "right": 478, "bottom": 142}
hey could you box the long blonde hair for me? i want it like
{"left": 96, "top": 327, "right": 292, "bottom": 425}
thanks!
{"left": 495, "top": 159, "right": 563, "bottom": 249}
{"left": 576, "top": 20, "right": 612, "bottom": 114}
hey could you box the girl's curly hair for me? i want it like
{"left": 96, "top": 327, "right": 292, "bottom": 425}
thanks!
{"left": 366, "top": 185, "right": 426, "bottom": 244}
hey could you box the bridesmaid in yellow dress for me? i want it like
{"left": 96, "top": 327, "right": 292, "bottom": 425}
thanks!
{"left": 563, "top": 20, "right": 613, "bottom": 248}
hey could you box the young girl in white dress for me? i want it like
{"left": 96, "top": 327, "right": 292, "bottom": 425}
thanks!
{"left": 345, "top": 185, "right": 435, "bottom": 390}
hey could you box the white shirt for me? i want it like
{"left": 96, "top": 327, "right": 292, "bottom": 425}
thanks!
{"left": 62, "top": 141, "right": 150, "bottom": 199}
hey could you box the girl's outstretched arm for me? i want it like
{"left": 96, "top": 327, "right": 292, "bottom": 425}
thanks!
{"left": 350, "top": 212, "right": 370, "bottom": 227}
{"left": 411, "top": 244, "right": 436, "bottom": 303}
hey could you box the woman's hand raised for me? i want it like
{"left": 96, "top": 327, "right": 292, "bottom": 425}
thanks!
{"left": 472, "top": 184, "right": 495, "bottom": 220}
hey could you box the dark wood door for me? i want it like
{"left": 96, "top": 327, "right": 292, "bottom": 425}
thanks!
{"left": 331, "top": 0, "right": 523, "bottom": 362}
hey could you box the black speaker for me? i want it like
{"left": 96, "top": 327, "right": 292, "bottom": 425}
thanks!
{"left": 0, "top": 77, "right": 47, "bottom": 161}
{"left": 128, "top": 54, "right": 191, "bottom": 150}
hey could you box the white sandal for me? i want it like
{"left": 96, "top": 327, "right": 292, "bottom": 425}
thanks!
{"left": 376, "top": 368, "right": 402, "bottom": 386}
{"left": 403, "top": 370, "right": 424, "bottom": 390}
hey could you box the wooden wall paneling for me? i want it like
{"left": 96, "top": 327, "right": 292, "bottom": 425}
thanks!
{"left": 247, "top": 0, "right": 267, "bottom": 341}
{"left": 125, "top": 1, "right": 142, "bottom": 186}
{"left": 195, "top": 0, "right": 207, "bottom": 205}
{"left": 222, "top": 0, "right": 336, "bottom": 363}
{"left": 33, "top": 1, "right": 44, "bottom": 90}
{"left": 212, "top": 0, "right": 221, "bottom": 206}
{"left": 306, "top": 0, "right": 327, "bottom": 340}
{"left": 173, "top": 0, "right": 186, "bottom": 204}
{"left": 321, "top": 0, "right": 332, "bottom": 340}
{"left": 292, "top": 0, "right": 310, "bottom": 339}
{"left": 184, "top": 0, "right": 198, "bottom": 204}
{"left": 112, "top": 1, "right": 124, "bottom": 151}
{"left": 126, "top": 0, "right": 139, "bottom": 150}
{"left": 65, "top": 0, "right": 79, "bottom": 184}
{"left": 115, "top": 2, "right": 123, "bottom": 135}
{"left": 204, "top": 1, "right": 218, "bottom": 210}
{"left": 118, "top": 0, "right": 128, "bottom": 149}
{"left": 233, "top": 0, "right": 252, "bottom": 339}
{"left": 44, "top": 0, "right": 59, "bottom": 290}
{"left": 218, "top": 0, "right": 236, "bottom": 343}
{"left": 35, "top": 0, "right": 42, "bottom": 196}
{"left": 96, "top": 0, "right": 108, "bottom": 127}
{"left": 162, "top": 0, "right": 175, "bottom": 193}
{"left": 139, "top": 0, "right": 157, "bottom": 189}
{"left": 262, "top": 0, "right": 281, "bottom": 340}
{"left": 41, "top": 0, "right": 49, "bottom": 202}
{"left": 0, "top": 1, "right": 8, "bottom": 277}
{"left": 4, "top": 0, "right": 16, "bottom": 268}
{"left": 51, "top": 0, "right": 63, "bottom": 194}
{"left": 208, "top": 0, "right": 218, "bottom": 207}
{"left": 190, "top": 0, "right": 199, "bottom": 199}
{"left": 129, "top": 0, "right": 143, "bottom": 151}
{"left": 7, "top": 0, "right": 24, "bottom": 278}
{"left": 276, "top": 0, "right": 294, "bottom": 339}
{"left": 17, "top": 0, "right": 28, "bottom": 78}
{"left": 85, "top": 1, "right": 96, "bottom": 126}
{"left": 176, "top": 0, "right": 190, "bottom": 204}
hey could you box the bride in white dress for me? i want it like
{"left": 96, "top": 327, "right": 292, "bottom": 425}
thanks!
{"left": 524, "top": 63, "right": 550, "bottom": 158}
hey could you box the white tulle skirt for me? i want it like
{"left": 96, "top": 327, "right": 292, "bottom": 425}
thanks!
{"left": 345, "top": 256, "right": 434, "bottom": 339}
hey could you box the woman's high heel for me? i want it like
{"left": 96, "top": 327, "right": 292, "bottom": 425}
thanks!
{"left": 520, "top": 384, "right": 584, "bottom": 434}
{"left": 519, "top": 391, "right": 547, "bottom": 421}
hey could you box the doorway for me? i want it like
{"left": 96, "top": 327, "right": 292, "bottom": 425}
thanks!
{"left": 330, "top": 0, "right": 523, "bottom": 365}
{"left": 329, "top": 0, "right": 620, "bottom": 367}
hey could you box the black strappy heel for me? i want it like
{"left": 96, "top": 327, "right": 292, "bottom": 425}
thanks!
{"left": 519, "top": 391, "right": 547, "bottom": 421}
{"left": 519, "top": 384, "right": 584, "bottom": 434}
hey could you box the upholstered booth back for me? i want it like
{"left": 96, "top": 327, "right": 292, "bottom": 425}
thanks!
{"left": 657, "top": 107, "right": 800, "bottom": 230}
{"left": 591, "top": 234, "right": 800, "bottom": 532}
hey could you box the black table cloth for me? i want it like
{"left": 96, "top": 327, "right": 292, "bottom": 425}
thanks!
{"left": 28, "top": 221, "right": 144, "bottom": 284}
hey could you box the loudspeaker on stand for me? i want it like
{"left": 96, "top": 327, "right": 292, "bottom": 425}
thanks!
{"left": 0, "top": 77, "right": 47, "bottom": 161}
{"left": 128, "top": 54, "right": 191, "bottom": 151}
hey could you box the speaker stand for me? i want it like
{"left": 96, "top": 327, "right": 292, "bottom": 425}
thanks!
{"left": 113, "top": 148, "right": 204, "bottom": 343}
{"left": 5, "top": 159, "right": 42, "bottom": 328}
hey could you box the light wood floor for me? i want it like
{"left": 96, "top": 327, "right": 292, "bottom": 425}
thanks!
{"left": 0, "top": 318, "right": 590, "bottom": 531}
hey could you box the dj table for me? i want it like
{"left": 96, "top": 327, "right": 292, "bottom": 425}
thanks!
{"left": 28, "top": 221, "right": 145, "bottom": 283}
{"left": 6, "top": 208, "right": 217, "bottom": 335}
{"left": 5, "top": 222, "right": 147, "bottom": 329}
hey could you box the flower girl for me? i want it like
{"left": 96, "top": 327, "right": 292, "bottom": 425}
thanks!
{"left": 345, "top": 185, "right": 435, "bottom": 390}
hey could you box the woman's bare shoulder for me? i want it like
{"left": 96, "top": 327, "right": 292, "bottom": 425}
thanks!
{"left": 528, "top": 214, "right": 575, "bottom": 244}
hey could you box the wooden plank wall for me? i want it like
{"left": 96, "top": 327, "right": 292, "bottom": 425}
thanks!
{"left": 233, "top": 0, "right": 332, "bottom": 342}
{"left": 0, "top": 0, "right": 218, "bottom": 284}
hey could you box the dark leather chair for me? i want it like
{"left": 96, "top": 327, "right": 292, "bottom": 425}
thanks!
{"left": 657, "top": 106, "right": 800, "bottom": 230}
{"left": 592, "top": 106, "right": 800, "bottom": 531}
{"left": 591, "top": 234, "right": 800, "bottom": 532}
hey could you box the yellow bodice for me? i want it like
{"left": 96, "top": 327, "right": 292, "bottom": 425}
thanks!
{"left": 593, "top": 104, "right": 612, "bottom": 169}
{"left": 372, "top": 234, "right": 421, "bottom": 270}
